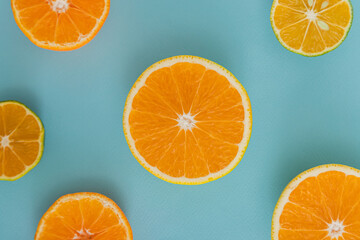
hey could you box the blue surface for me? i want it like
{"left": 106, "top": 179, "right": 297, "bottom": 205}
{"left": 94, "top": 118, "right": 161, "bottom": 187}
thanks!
{"left": 1, "top": 0, "right": 360, "bottom": 239}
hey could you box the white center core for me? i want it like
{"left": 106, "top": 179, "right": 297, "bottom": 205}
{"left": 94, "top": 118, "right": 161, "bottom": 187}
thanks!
{"left": 0, "top": 136, "right": 10, "bottom": 148}
{"left": 177, "top": 113, "right": 196, "bottom": 131}
{"left": 50, "top": 0, "right": 69, "bottom": 13}
{"left": 306, "top": 10, "right": 318, "bottom": 21}
{"left": 327, "top": 220, "right": 344, "bottom": 238}
{"left": 73, "top": 229, "right": 94, "bottom": 240}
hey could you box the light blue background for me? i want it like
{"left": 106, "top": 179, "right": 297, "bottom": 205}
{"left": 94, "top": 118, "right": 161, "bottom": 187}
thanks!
{"left": 1, "top": 0, "right": 360, "bottom": 239}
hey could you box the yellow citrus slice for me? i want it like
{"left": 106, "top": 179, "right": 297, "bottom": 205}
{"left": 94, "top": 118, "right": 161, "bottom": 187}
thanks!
{"left": 123, "top": 55, "right": 252, "bottom": 185}
{"left": 272, "top": 164, "right": 360, "bottom": 240}
{"left": 35, "top": 192, "right": 133, "bottom": 240}
{"left": 271, "top": 0, "right": 353, "bottom": 56}
{"left": 11, "top": 0, "right": 110, "bottom": 51}
{"left": 0, "top": 101, "right": 44, "bottom": 181}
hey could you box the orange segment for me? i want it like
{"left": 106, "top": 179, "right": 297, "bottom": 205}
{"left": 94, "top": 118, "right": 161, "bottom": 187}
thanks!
{"left": 3, "top": 148, "right": 26, "bottom": 178}
{"left": 11, "top": 0, "right": 110, "bottom": 51}
{"left": 145, "top": 67, "right": 184, "bottom": 114}
{"left": 156, "top": 130, "right": 186, "bottom": 177}
{"left": 170, "top": 62, "right": 206, "bottom": 113}
{"left": 317, "top": 171, "right": 346, "bottom": 220}
{"left": 318, "top": 2, "right": 352, "bottom": 27}
{"left": 279, "top": 20, "right": 308, "bottom": 50}
{"left": 134, "top": 127, "right": 179, "bottom": 167}
{"left": 339, "top": 175, "right": 360, "bottom": 221}
{"left": 196, "top": 121, "right": 244, "bottom": 144}
{"left": 192, "top": 128, "right": 238, "bottom": 174}
{"left": 271, "top": 0, "right": 353, "bottom": 56}
{"left": 278, "top": 230, "right": 328, "bottom": 239}
{"left": 280, "top": 202, "right": 328, "bottom": 230}
{"left": 71, "top": 0, "right": 106, "bottom": 18}
{"left": 278, "top": 0, "right": 307, "bottom": 11}
{"left": 0, "top": 101, "right": 44, "bottom": 181}
{"left": 302, "top": 21, "right": 326, "bottom": 54}
{"left": 288, "top": 176, "right": 331, "bottom": 222}
{"left": 273, "top": 5, "right": 306, "bottom": 30}
{"left": 272, "top": 164, "right": 360, "bottom": 240}
{"left": 35, "top": 192, "right": 132, "bottom": 240}
{"left": 317, "top": 22, "right": 345, "bottom": 48}
{"left": 124, "top": 56, "right": 252, "bottom": 184}
{"left": 313, "top": 0, "right": 343, "bottom": 12}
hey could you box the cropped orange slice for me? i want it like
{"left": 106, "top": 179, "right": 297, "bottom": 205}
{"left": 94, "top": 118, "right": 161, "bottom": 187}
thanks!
{"left": 123, "top": 56, "right": 252, "bottom": 185}
{"left": 0, "top": 101, "right": 44, "bottom": 181}
{"left": 35, "top": 192, "right": 133, "bottom": 240}
{"left": 271, "top": 0, "right": 353, "bottom": 56}
{"left": 272, "top": 164, "right": 360, "bottom": 240}
{"left": 11, "top": 0, "right": 110, "bottom": 51}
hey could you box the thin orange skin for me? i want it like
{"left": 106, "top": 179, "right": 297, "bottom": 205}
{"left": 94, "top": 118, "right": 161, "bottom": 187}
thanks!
{"left": 271, "top": 164, "right": 360, "bottom": 240}
{"left": 0, "top": 100, "right": 45, "bottom": 181}
{"left": 123, "top": 55, "right": 253, "bottom": 185}
{"left": 35, "top": 192, "right": 133, "bottom": 240}
{"left": 11, "top": 0, "right": 111, "bottom": 51}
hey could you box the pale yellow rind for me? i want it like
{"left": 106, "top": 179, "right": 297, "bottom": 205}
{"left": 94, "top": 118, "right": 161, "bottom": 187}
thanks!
{"left": 271, "top": 164, "right": 360, "bottom": 240}
{"left": 123, "top": 55, "right": 252, "bottom": 185}
{"left": 0, "top": 100, "right": 44, "bottom": 181}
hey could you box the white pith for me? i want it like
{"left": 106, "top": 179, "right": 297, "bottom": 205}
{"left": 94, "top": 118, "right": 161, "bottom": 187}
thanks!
{"left": 272, "top": 165, "right": 360, "bottom": 240}
{"left": 49, "top": 0, "right": 69, "bottom": 13}
{"left": 177, "top": 113, "right": 197, "bottom": 131}
{"left": 0, "top": 135, "right": 10, "bottom": 148}
{"left": 327, "top": 219, "right": 345, "bottom": 238}
{"left": 306, "top": 9, "right": 318, "bottom": 22}
{"left": 0, "top": 101, "right": 44, "bottom": 181}
{"left": 35, "top": 193, "right": 132, "bottom": 240}
{"left": 123, "top": 56, "right": 252, "bottom": 184}
{"left": 73, "top": 228, "right": 94, "bottom": 240}
{"left": 271, "top": 0, "right": 353, "bottom": 56}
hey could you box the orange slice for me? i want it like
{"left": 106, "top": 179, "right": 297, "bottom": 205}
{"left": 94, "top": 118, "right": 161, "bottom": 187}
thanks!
{"left": 272, "top": 164, "right": 360, "bottom": 240}
{"left": 0, "top": 101, "right": 44, "bottom": 181}
{"left": 271, "top": 0, "right": 353, "bottom": 56}
{"left": 35, "top": 192, "right": 133, "bottom": 240}
{"left": 11, "top": 0, "right": 110, "bottom": 51}
{"left": 123, "top": 56, "right": 252, "bottom": 185}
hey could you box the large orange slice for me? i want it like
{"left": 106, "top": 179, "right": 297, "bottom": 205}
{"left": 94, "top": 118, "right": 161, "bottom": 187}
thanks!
{"left": 11, "top": 0, "right": 110, "bottom": 51}
{"left": 271, "top": 0, "right": 353, "bottom": 56}
{"left": 123, "top": 56, "right": 252, "bottom": 185}
{"left": 35, "top": 192, "right": 133, "bottom": 240}
{"left": 272, "top": 164, "right": 360, "bottom": 240}
{"left": 0, "top": 101, "right": 44, "bottom": 181}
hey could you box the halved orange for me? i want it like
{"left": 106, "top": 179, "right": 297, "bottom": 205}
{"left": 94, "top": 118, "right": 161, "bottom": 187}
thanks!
{"left": 0, "top": 101, "right": 44, "bottom": 181}
{"left": 123, "top": 56, "right": 252, "bottom": 185}
{"left": 11, "top": 0, "right": 110, "bottom": 51}
{"left": 271, "top": 0, "right": 353, "bottom": 56}
{"left": 35, "top": 192, "right": 133, "bottom": 240}
{"left": 272, "top": 164, "right": 360, "bottom": 240}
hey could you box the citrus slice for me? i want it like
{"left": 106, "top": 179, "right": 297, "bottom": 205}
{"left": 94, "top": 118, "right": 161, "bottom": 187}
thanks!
{"left": 270, "top": 0, "right": 353, "bottom": 56}
{"left": 35, "top": 192, "right": 133, "bottom": 240}
{"left": 123, "top": 55, "right": 252, "bottom": 185}
{"left": 0, "top": 101, "right": 44, "bottom": 181}
{"left": 272, "top": 164, "right": 360, "bottom": 240}
{"left": 11, "top": 0, "right": 110, "bottom": 51}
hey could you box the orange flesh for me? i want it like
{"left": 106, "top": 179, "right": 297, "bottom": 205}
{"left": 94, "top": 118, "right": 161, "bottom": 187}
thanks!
{"left": 12, "top": 0, "right": 109, "bottom": 50}
{"left": 35, "top": 193, "right": 132, "bottom": 240}
{"left": 278, "top": 170, "right": 360, "bottom": 240}
{"left": 273, "top": 0, "right": 351, "bottom": 54}
{"left": 0, "top": 103, "right": 43, "bottom": 179}
{"left": 129, "top": 62, "right": 245, "bottom": 179}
